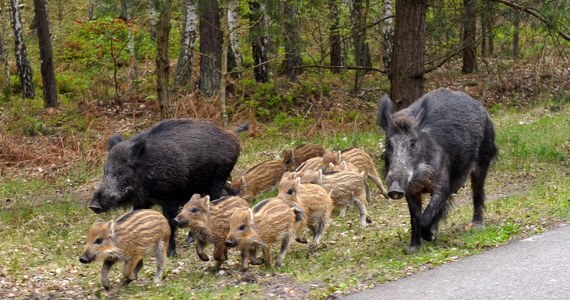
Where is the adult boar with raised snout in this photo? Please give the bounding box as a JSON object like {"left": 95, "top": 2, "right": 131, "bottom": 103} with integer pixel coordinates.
{"left": 378, "top": 88, "right": 497, "bottom": 253}
{"left": 89, "top": 119, "right": 248, "bottom": 256}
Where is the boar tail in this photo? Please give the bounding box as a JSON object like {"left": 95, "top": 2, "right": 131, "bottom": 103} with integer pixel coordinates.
{"left": 293, "top": 206, "right": 305, "bottom": 224}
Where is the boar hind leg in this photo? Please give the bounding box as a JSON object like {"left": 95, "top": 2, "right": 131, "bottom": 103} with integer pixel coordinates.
{"left": 471, "top": 160, "right": 491, "bottom": 227}
{"left": 353, "top": 197, "right": 369, "bottom": 227}
{"left": 309, "top": 219, "right": 328, "bottom": 251}
{"left": 213, "top": 243, "right": 228, "bottom": 270}
{"left": 154, "top": 241, "right": 167, "bottom": 284}
{"left": 262, "top": 247, "right": 272, "bottom": 268}
{"left": 405, "top": 194, "right": 423, "bottom": 254}
{"left": 101, "top": 260, "right": 116, "bottom": 290}
{"left": 275, "top": 233, "right": 293, "bottom": 267}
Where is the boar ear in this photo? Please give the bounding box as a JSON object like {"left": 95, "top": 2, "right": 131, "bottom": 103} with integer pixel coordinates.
{"left": 414, "top": 102, "right": 428, "bottom": 128}
{"left": 131, "top": 139, "right": 146, "bottom": 157}
{"left": 294, "top": 177, "right": 301, "bottom": 185}
{"left": 248, "top": 208, "right": 254, "bottom": 220}
{"left": 108, "top": 134, "right": 123, "bottom": 151}
{"left": 378, "top": 95, "right": 394, "bottom": 133}
{"left": 203, "top": 196, "right": 211, "bottom": 212}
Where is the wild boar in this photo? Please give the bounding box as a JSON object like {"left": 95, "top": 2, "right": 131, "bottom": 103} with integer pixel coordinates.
{"left": 293, "top": 156, "right": 324, "bottom": 178}
{"left": 89, "top": 119, "right": 248, "bottom": 256}
{"left": 378, "top": 88, "right": 497, "bottom": 253}
{"left": 339, "top": 148, "right": 389, "bottom": 199}
{"left": 230, "top": 159, "right": 286, "bottom": 200}
{"left": 301, "top": 169, "right": 370, "bottom": 227}
{"left": 281, "top": 143, "right": 325, "bottom": 171}
{"left": 277, "top": 177, "right": 333, "bottom": 250}
{"left": 79, "top": 209, "right": 170, "bottom": 290}
{"left": 173, "top": 194, "right": 249, "bottom": 270}
{"left": 225, "top": 198, "right": 304, "bottom": 268}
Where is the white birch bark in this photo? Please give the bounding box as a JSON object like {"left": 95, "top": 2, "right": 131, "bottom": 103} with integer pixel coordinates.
{"left": 149, "top": 0, "right": 158, "bottom": 41}
{"left": 227, "top": 0, "right": 242, "bottom": 72}
{"left": 381, "top": 0, "right": 394, "bottom": 78}
{"left": 9, "top": 0, "right": 35, "bottom": 98}
{"left": 1, "top": 0, "right": 10, "bottom": 98}
{"left": 174, "top": 0, "right": 197, "bottom": 87}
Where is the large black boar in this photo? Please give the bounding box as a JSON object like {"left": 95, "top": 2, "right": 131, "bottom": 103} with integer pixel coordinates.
{"left": 378, "top": 88, "right": 497, "bottom": 253}
{"left": 89, "top": 119, "right": 247, "bottom": 256}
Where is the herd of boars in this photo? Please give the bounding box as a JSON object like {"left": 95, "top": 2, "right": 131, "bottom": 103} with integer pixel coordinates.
{"left": 80, "top": 88, "right": 497, "bottom": 290}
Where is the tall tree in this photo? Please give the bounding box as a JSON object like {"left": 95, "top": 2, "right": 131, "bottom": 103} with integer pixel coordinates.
{"left": 1, "top": 0, "right": 10, "bottom": 99}
{"left": 282, "top": 0, "right": 301, "bottom": 82}
{"left": 328, "top": 0, "right": 342, "bottom": 72}
{"left": 156, "top": 0, "right": 173, "bottom": 119}
{"left": 174, "top": 0, "right": 197, "bottom": 88}
{"left": 248, "top": 1, "right": 269, "bottom": 83}
{"left": 391, "top": 0, "right": 427, "bottom": 110}
{"left": 220, "top": 0, "right": 230, "bottom": 127}
{"left": 480, "top": 1, "right": 495, "bottom": 57}
{"left": 33, "top": 0, "right": 57, "bottom": 107}
{"left": 227, "top": 0, "right": 242, "bottom": 74}
{"left": 381, "top": 0, "right": 394, "bottom": 79}
{"left": 350, "top": 0, "right": 372, "bottom": 91}
{"left": 120, "top": 0, "right": 138, "bottom": 81}
{"left": 462, "top": 0, "right": 477, "bottom": 74}
{"left": 149, "top": 0, "right": 158, "bottom": 41}
{"left": 199, "top": 0, "right": 221, "bottom": 97}
{"left": 9, "top": 0, "right": 35, "bottom": 99}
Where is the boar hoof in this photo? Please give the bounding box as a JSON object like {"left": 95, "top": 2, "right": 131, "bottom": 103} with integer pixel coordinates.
{"left": 405, "top": 245, "right": 419, "bottom": 254}
{"left": 185, "top": 234, "right": 195, "bottom": 245}
{"left": 198, "top": 254, "right": 210, "bottom": 262}
{"left": 295, "top": 237, "right": 308, "bottom": 244}
{"left": 122, "top": 279, "right": 133, "bottom": 286}
{"left": 250, "top": 257, "right": 264, "bottom": 265}
{"left": 366, "top": 216, "right": 372, "bottom": 224}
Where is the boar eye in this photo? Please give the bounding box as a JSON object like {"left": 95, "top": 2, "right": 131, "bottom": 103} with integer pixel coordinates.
{"left": 284, "top": 159, "right": 291, "bottom": 164}
{"left": 191, "top": 207, "right": 200, "bottom": 213}
{"left": 238, "top": 224, "right": 246, "bottom": 231}
{"left": 286, "top": 188, "right": 294, "bottom": 195}
{"left": 94, "top": 238, "right": 104, "bottom": 245}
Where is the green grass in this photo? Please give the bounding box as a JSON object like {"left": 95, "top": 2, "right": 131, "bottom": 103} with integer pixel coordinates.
{"left": 0, "top": 104, "right": 569, "bottom": 298}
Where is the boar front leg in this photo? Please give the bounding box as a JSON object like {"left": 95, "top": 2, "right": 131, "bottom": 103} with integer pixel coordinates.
{"left": 101, "top": 259, "right": 116, "bottom": 290}
{"left": 196, "top": 239, "right": 209, "bottom": 261}
{"left": 122, "top": 258, "right": 143, "bottom": 285}
{"left": 213, "top": 243, "right": 227, "bottom": 270}
{"left": 352, "top": 197, "right": 369, "bottom": 227}
{"left": 405, "top": 193, "right": 423, "bottom": 254}
{"left": 275, "top": 233, "right": 293, "bottom": 267}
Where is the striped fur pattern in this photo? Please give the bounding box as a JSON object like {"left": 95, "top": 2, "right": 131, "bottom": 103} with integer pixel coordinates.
{"left": 293, "top": 156, "right": 324, "bottom": 178}
{"left": 174, "top": 194, "right": 248, "bottom": 269}
{"left": 340, "top": 148, "right": 389, "bottom": 199}
{"left": 225, "top": 198, "right": 304, "bottom": 268}
{"left": 230, "top": 159, "right": 286, "bottom": 200}
{"left": 79, "top": 209, "right": 170, "bottom": 290}
{"left": 301, "top": 169, "right": 370, "bottom": 227}
{"left": 277, "top": 177, "right": 333, "bottom": 251}
{"left": 282, "top": 143, "right": 325, "bottom": 171}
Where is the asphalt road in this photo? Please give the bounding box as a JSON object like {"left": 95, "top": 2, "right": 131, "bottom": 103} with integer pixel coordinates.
{"left": 343, "top": 224, "right": 570, "bottom": 300}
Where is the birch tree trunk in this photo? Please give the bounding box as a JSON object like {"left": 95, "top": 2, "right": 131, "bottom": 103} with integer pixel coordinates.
{"left": 220, "top": 0, "right": 229, "bottom": 127}
{"left": 199, "top": 0, "right": 221, "bottom": 97}
{"left": 381, "top": 0, "right": 394, "bottom": 79}
{"left": 156, "top": 0, "right": 173, "bottom": 119}
{"left": 248, "top": 1, "right": 269, "bottom": 83}
{"left": 174, "top": 0, "right": 197, "bottom": 88}
{"left": 149, "top": 0, "right": 158, "bottom": 41}
{"left": 1, "top": 0, "right": 10, "bottom": 99}
{"left": 227, "top": 0, "right": 242, "bottom": 74}
{"left": 34, "top": 0, "right": 57, "bottom": 107}
{"left": 9, "top": 0, "right": 35, "bottom": 99}
{"left": 120, "top": 0, "right": 138, "bottom": 82}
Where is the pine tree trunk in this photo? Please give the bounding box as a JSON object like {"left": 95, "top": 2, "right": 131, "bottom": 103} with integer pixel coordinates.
{"left": 34, "top": 0, "right": 57, "bottom": 107}
{"left": 381, "top": 0, "right": 394, "bottom": 79}
{"left": 248, "top": 1, "right": 269, "bottom": 83}
{"left": 328, "top": 0, "right": 342, "bottom": 72}
{"left": 390, "top": 0, "right": 427, "bottom": 110}
{"left": 156, "top": 0, "right": 173, "bottom": 119}
{"left": 1, "top": 0, "right": 10, "bottom": 99}
{"left": 199, "top": 0, "right": 221, "bottom": 97}
{"left": 9, "top": 0, "right": 35, "bottom": 99}
{"left": 174, "top": 0, "right": 197, "bottom": 88}
{"left": 350, "top": 0, "right": 370, "bottom": 92}
{"left": 512, "top": 11, "right": 520, "bottom": 58}
{"left": 282, "top": 1, "right": 301, "bottom": 83}
{"left": 462, "top": 0, "right": 477, "bottom": 74}
{"left": 87, "top": 0, "right": 96, "bottom": 20}
{"left": 227, "top": 0, "right": 242, "bottom": 74}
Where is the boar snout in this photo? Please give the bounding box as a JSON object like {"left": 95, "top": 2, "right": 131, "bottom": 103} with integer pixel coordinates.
{"left": 89, "top": 204, "right": 103, "bottom": 214}
{"left": 173, "top": 217, "right": 188, "bottom": 228}
{"left": 387, "top": 181, "right": 405, "bottom": 199}
{"left": 225, "top": 239, "right": 237, "bottom": 248}
{"left": 79, "top": 253, "right": 94, "bottom": 264}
